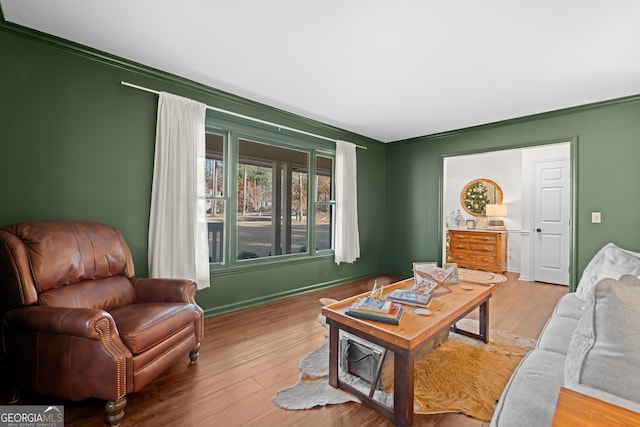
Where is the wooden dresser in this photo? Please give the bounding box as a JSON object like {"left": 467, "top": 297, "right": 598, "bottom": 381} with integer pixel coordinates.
{"left": 448, "top": 229, "right": 507, "bottom": 273}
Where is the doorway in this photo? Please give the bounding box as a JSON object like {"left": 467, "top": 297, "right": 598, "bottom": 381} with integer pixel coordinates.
{"left": 442, "top": 142, "right": 572, "bottom": 285}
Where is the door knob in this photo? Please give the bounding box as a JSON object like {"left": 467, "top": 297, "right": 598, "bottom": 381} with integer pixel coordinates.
{"left": 536, "top": 228, "right": 542, "bottom": 232}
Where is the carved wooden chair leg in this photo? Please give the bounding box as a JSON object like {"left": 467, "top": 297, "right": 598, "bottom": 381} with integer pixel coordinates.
{"left": 189, "top": 343, "right": 201, "bottom": 364}
{"left": 105, "top": 396, "right": 127, "bottom": 427}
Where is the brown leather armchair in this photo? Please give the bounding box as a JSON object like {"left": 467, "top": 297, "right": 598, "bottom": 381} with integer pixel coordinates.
{"left": 0, "top": 220, "right": 204, "bottom": 426}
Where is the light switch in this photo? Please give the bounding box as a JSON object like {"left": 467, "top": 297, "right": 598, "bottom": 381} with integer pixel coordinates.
{"left": 592, "top": 212, "right": 601, "bottom": 223}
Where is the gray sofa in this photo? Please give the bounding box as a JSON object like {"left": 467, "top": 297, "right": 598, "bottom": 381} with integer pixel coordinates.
{"left": 491, "top": 243, "right": 640, "bottom": 426}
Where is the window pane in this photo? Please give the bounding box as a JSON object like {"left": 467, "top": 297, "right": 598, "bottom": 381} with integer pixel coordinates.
{"left": 237, "top": 139, "right": 308, "bottom": 259}
{"left": 205, "top": 133, "right": 224, "bottom": 197}
{"left": 207, "top": 200, "right": 225, "bottom": 263}
{"left": 206, "top": 133, "right": 224, "bottom": 264}
{"left": 315, "top": 155, "right": 333, "bottom": 251}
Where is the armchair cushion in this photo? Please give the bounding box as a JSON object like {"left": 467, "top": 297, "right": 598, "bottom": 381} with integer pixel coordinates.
{"left": 39, "top": 276, "right": 136, "bottom": 311}
{"left": 2, "top": 220, "right": 134, "bottom": 294}
{"left": 111, "top": 303, "right": 199, "bottom": 354}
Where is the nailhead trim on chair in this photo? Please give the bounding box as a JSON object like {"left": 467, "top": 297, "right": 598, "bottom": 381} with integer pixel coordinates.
{"left": 95, "top": 318, "right": 127, "bottom": 400}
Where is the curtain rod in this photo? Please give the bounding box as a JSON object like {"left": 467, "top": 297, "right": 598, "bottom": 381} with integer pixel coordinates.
{"left": 121, "top": 81, "right": 366, "bottom": 149}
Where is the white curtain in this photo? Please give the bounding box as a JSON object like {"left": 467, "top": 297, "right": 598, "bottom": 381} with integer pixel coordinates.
{"left": 334, "top": 140, "right": 360, "bottom": 264}
{"left": 148, "top": 92, "right": 210, "bottom": 289}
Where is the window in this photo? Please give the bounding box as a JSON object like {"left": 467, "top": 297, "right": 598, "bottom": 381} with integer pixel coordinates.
{"left": 315, "top": 155, "right": 333, "bottom": 251}
{"left": 205, "top": 124, "right": 335, "bottom": 267}
{"left": 205, "top": 133, "right": 225, "bottom": 263}
{"left": 237, "top": 139, "right": 309, "bottom": 260}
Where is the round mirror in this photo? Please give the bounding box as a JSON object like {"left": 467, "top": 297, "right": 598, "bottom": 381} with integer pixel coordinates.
{"left": 460, "top": 178, "right": 503, "bottom": 216}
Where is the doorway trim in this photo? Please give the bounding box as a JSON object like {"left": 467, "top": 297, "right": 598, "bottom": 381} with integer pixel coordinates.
{"left": 438, "top": 136, "right": 578, "bottom": 290}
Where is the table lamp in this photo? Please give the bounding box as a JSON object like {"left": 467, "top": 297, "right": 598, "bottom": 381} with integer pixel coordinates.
{"left": 485, "top": 204, "right": 508, "bottom": 229}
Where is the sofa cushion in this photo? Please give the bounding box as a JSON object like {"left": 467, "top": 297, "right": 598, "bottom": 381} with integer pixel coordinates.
{"left": 565, "top": 275, "right": 640, "bottom": 404}
{"left": 535, "top": 294, "right": 582, "bottom": 355}
{"left": 111, "top": 303, "right": 198, "bottom": 354}
{"left": 552, "top": 293, "right": 584, "bottom": 320}
{"left": 575, "top": 243, "right": 640, "bottom": 301}
{"left": 491, "top": 349, "right": 566, "bottom": 427}
{"left": 536, "top": 314, "right": 579, "bottom": 355}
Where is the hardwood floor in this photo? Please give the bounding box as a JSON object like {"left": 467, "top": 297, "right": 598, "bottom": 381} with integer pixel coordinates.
{"left": 1, "top": 273, "right": 567, "bottom": 426}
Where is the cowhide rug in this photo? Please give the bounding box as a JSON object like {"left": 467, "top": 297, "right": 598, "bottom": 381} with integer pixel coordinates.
{"left": 272, "top": 318, "right": 534, "bottom": 421}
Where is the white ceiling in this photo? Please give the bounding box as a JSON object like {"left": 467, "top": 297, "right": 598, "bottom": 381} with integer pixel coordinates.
{"left": 3, "top": 1, "right": 640, "bottom": 143}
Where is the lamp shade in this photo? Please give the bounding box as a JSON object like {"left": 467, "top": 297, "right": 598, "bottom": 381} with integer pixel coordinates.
{"left": 485, "top": 204, "right": 508, "bottom": 217}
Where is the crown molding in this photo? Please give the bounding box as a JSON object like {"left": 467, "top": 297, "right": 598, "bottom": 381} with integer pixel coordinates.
{"left": 393, "top": 94, "right": 640, "bottom": 144}
{"left": 5, "top": 5, "right": 637, "bottom": 147}
{"left": 0, "top": 10, "right": 375, "bottom": 146}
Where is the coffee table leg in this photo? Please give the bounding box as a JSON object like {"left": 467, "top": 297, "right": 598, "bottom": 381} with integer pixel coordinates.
{"left": 394, "top": 351, "right": 414, "bottom": 427}
{"left": 328, "top": 323, "right": 339, "bottom": 388}
{"left": 479, "top": 299, "right": 490, "bottom": 343}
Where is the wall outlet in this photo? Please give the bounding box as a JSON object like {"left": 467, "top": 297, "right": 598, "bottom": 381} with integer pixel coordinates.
{"left": 592, "top": 212, "right": 602, "bottom": 223}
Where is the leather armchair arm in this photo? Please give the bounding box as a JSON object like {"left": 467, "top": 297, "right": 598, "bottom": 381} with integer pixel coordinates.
{"left": 130, "top": 278, "right": 198, "bottom": 304}
{"left": 4, "top": 306, "right": 117, "bottom": 339}
{"left": 4, "top": 305, "right": 132, "bottom": 403}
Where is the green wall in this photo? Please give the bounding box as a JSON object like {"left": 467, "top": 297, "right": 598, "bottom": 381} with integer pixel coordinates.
{"left": 3, "top": 16, "right": 640, "bottom": 313}
{"left": 384, "top": 98, "right": 640, "bottom": 288}
{"left": 0, "top": 23, "right": 384, "bottom": 316}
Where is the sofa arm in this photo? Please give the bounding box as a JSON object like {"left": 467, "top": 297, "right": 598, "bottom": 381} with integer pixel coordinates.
{"left": 4, "top": 306, "right": 118, "bottom": 340}
{"left": 131, "top": 277, "right": 198, "bottom": 304}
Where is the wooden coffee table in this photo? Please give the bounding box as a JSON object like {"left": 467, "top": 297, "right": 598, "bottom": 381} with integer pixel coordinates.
{"left": 321, "top": 278, "right": 495, "bottom": 427}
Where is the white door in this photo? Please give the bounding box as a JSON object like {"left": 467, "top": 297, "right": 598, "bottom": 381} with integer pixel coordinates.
{"left": 533, "top": 159, "right": 570, "bottom": 285}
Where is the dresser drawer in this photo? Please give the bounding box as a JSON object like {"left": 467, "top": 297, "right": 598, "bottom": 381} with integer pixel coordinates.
{"left": 451, "top": 242, "right": 497, "bottom": 253}
{"left": 451, "top": 253, "right": 497, "bottom": 265}
{"left": 451, "top": 241, "right": 470, "bottom": 251}
{"left": 450, "top": 232, "right": 498, "bottom": 244}
{"left": 470, "top": 243, "right": 496, "bottom": 252}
